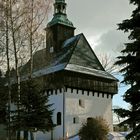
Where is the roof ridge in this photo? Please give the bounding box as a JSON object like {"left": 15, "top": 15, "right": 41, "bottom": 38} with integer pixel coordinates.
{"left": 63, "top": 34, "right": 81, "bottom": 69}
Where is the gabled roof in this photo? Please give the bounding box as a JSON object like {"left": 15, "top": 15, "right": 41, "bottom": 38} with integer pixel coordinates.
{"left": 20, "top": 34, "right": 80, "bottom": 79}
{"left": 20, "top": 34, "right": 117, "bottom": 81}
{"left": 67, "top": 34, "right": 104, "bottom": 71}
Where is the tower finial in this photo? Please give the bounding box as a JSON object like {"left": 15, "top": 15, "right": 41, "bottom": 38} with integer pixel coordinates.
{"left": 54, "top": 0, "right": 67, "bottom": 15}
{"left": 55, "top": 0, "right": 65, "bottom": 2}
{"left": 48, "top": 0, "right": 74, "bottom": 28}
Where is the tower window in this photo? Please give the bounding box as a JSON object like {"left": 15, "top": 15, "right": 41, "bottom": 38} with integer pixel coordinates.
{"left": 63, "top": 5, "right": 65, "bottom": 10}
{"left": 73, "top": 117, "right": 79, "bottom": 124}
{"left": 57, "top": 112, "right": 61, "bottom": 125}
{"left": 73, "top": 118, "right": 76, "bottom": 124}
{"left": 57, "top": 5, "right": 61, "bottom": 13}
{"left": 79, "top": 99, "right": 85, "bottom": 108}
{"left": 50, "top": 46, "right": 54, "bottom": 53}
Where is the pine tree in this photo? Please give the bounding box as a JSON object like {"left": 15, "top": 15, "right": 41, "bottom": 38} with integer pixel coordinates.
{"left": 115, "top": 0, "right": 140, "bottom": 139}
{"left": 0, "top": 70, "right": 7, "bottom": 124}
{"left": 11, "top": 80, "right": 54, "bottom": 140}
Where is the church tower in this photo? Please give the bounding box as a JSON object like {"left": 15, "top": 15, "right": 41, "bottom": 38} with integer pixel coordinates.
{"left": 46, "top": 0, "right": 75, "bottom": 53}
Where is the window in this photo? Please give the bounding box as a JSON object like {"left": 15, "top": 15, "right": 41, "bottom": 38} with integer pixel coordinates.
{"left": 50, "top": 46, "right": 54, "bottom": 53}
{"left": 87, "top": 117, "right": 92, "bottom": 123}
{"left": 57, "top": 112, "right": 61, "bottom": 125}
{"left": 87, "top": 91, "right": 89, "bottom": 96}
{"left": 73, "top": 118, "right": 76, "bottom": 124}
{"left": 73, "top": 117, "right": 79, "bottom": 124}
{"left": 79, "top": 99, "right": 85, "bottom": 108}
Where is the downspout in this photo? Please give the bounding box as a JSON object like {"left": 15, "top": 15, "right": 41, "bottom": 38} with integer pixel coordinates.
{"left": 63, "top": 87, "right": 66, "bottom": 139}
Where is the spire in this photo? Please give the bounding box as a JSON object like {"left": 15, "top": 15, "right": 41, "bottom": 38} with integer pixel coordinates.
{"left": 48, "top": 0, "right": 74, "bottom": 28}
{"left": 54, "top": 0, "right": 66, "bottom": 15}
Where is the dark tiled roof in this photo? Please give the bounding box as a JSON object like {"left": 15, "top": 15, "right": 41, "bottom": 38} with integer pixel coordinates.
{"left": 19, "top": 34, "right": 80, "bottom": 79}
{"left": 20, "top": 34, "right": 117, "bottom": 81}
{"left": 65, "top": 64, "right": 116, "bottom": 81}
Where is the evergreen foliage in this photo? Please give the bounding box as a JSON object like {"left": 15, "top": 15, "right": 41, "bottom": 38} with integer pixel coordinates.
{"left": 0, "top": 70, "right": 7, "bottom": 124}
{"left": 11, "top": 80, "right": 54, "bottom": 140}
{"left": 79, "top": 117, "right": 109, "bottom": 140}
{"left": 114, "top": 0, "right": 140, "bottom": 139}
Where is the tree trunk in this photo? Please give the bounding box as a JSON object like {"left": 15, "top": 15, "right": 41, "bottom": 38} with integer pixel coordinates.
{"left": 29, "top": 0, "right": 34, "bottom": 79}
{"left": 24, "top": 131, "right": 28, "bottom": 140}
{"left": 30, "top": 131, "right": 34, "bottom": 140}
{"left": 9, "top": 0, "right": 21, "bottom": 139}
{"left": 9, "top": 0, "right": 21, "bottom": 101}
{"left": 5, "top": 0, "right": 11, "bottom": 140}
{"left": 51, "top": 130, "right": 53, "bottom": 140}
{"left": 132, "top": 104, "right": 136, "bottom": 130}
{"left": 17, "top": 131, "right": 20, "bottom": 140}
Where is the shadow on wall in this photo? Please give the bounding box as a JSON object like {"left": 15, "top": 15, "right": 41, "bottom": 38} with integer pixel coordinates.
{"left": 107, "top": 132, "right": 128, "bottom": 140}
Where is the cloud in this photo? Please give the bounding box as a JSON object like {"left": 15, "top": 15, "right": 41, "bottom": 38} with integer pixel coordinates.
{"left": 67, "top": 0, "right": 134, "bottom": 36}
{"left": 65, "top": 0, "right": 134, "bottom": 59}
{"left": 93, "top": 29, "right": 128, "bottom": 56}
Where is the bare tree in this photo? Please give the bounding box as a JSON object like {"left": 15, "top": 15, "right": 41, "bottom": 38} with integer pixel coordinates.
{"left": 20, "top": 1, "right": 52, "bottom": 139}
{"left": 113, "top": 105, "right": 121, "bottom": 124}
{"left": 4, "top": 0, "right": 11, "bottom": 139}
{"left": 98, "top": 53, "right": 120, "bottom": 74}
{"left": 21, "top": 0, "right": 52, "bottom": 77}
{"left": 9, "top": 0, "right": 23, "bottom": 139}
{"left": 0, "top": 1, "right": 7, "bottom": 69}
{"left": 0, "top": 0, "right": 53, "bottom": 139}
{"left": 21, "top": 1, "right": 52, "bottom": 139}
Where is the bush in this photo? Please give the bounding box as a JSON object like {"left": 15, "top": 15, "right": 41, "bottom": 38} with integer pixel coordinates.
{"left": 79, "top": 117, "right": 109, "bottom": 140}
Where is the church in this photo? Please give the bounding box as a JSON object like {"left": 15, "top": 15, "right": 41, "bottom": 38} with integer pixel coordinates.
{"left": 21, "top": 0, "right": 118, "bottom": 139}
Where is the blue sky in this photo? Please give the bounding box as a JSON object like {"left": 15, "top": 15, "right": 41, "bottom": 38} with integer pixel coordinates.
{"left": 113, "top": 74, "right": 129, "bottom": 109}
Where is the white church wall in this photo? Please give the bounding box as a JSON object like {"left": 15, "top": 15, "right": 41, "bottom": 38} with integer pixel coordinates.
{"left": 65, "top": 88, "right": 113, "bottom": 138}
{"left": 35, "top": 88, "right": 113, "bottom": 140}
{"left": 36, "top": 89, "right": 64, "bottom": 140}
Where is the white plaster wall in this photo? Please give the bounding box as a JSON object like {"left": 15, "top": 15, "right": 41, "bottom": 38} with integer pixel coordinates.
{"left": 36, "top": 89, "right": 64, "bottom": 140}
{"left": 35, "top": 88, "right": 113, "bottom": 140}
{"left": 65, "top": 88, "right": 113, "bottom": 138}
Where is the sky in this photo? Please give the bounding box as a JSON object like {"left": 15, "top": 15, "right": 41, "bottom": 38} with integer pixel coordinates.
{"left": 64, "top": 0, "right": 135, "bottom": 108}
{"left": 66, "top": 0, "right": 134, "bottom": 54}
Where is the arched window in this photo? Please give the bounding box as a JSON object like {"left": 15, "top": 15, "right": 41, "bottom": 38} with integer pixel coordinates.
{"left": 79, "top": 99, "right": 85, "bottom": 108}
{"left": 73, "top": 116, "right": 79, "bottom": 124}
{"left": 57, "top": 112, "right": 61, "bottom": 125}
{"left": 87, "top": 117, "right": 92, "bottom": 123}
{"left": 73, "top": 117, "right": 76, "bottom": 124}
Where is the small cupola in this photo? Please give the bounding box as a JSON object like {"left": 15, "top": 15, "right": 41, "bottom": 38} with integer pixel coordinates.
{"left": 48, "top": 0, "right": 74, "bottom": 28}
{"left": 54, "top": 0, "right": 66, "bottom": 15}
{"left": 46, "top": 0, "right": 75, "bottom": 53}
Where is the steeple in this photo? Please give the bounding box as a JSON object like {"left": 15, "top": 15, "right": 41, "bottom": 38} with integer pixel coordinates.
{"left": 54, "top": 0, "right": 66, "bottom": 15}
{"left": 48, "top": 0, "right": 74, "bottom": 28}
{"left": 46, "top": 0, "right": 75, "bottom": 53}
